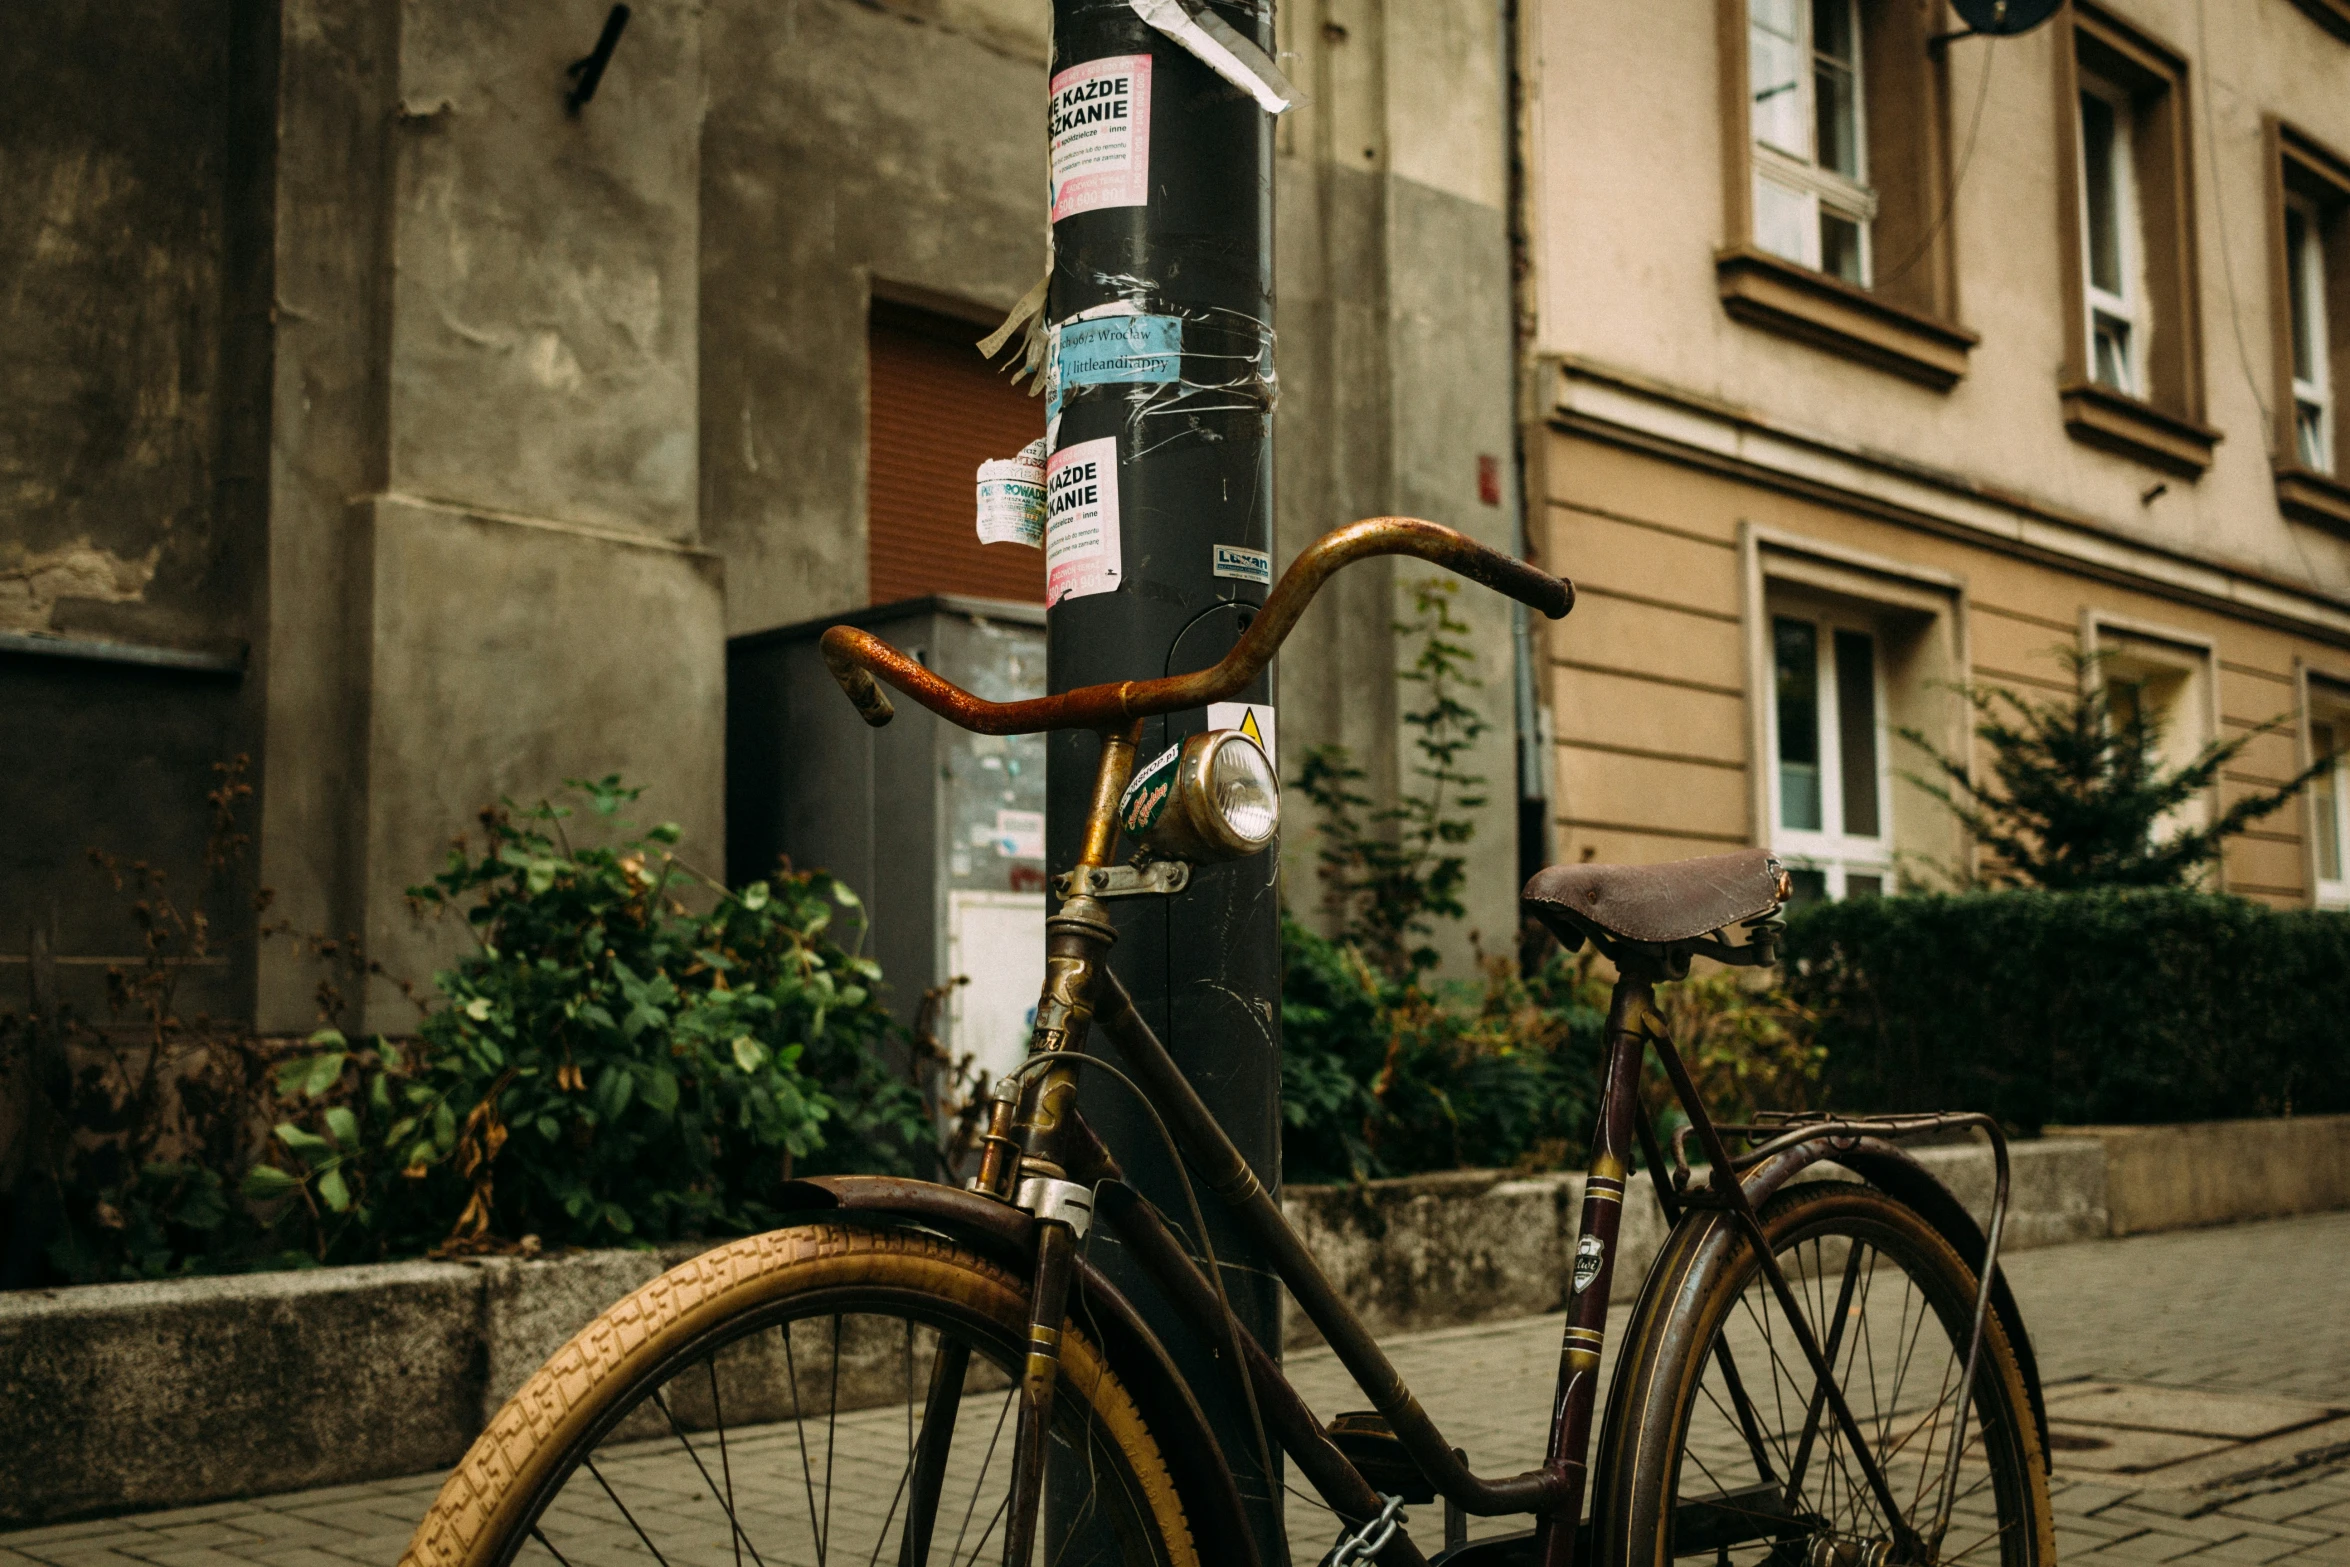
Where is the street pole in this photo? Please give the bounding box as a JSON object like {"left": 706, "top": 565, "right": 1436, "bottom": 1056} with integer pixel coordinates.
{"left": 1041, "top": 0, "right": 1285, "bottom": 1559}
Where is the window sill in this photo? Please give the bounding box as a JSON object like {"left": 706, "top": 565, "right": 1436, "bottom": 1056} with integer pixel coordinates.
{"left": 1715, "top": 247, "right": 1978, "bottom": 392}
{"left": 2288, "top": 0, "right": 2350, "bottom": 44}
{"left": 2058, "top": 381, "right": 2221, "bottom": 478}
{"left": 2276, "top": 462, "right": 2350, "bottom": 535}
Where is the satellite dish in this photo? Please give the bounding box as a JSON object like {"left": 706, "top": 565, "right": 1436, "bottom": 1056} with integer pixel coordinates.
{"left": 1949, "top": 0, "right": 2063, "bottom": 33}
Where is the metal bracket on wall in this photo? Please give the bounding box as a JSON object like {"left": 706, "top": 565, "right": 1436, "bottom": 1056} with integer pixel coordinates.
{"left": 1054, "top": 862, "right": 1191, "bottom": 900}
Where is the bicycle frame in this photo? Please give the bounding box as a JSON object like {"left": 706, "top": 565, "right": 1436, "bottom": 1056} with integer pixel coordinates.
{"left": 812, "top": 517, "right": 2024, "bottom": 1567}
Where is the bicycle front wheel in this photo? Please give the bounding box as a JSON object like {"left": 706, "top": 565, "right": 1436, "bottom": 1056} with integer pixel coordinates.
{"left": 399, "top": 1224, "right": 1198, "bottom": 1567}
{"left": 1598, "top": 1182, "right": 2052, "bottom": 1566}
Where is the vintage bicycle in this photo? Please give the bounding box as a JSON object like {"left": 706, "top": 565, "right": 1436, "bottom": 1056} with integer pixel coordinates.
{"left": 398, "top": 518, "right": 2052, "bottom": 1567}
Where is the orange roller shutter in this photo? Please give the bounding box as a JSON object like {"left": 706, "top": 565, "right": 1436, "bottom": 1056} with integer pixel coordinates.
{"left": 867, "top": 300, "right": 1048, "bottom": 605}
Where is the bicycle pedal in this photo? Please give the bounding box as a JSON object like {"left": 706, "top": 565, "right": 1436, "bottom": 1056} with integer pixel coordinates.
{"left": 1323, "top": 1411, "right": 1440, "bottom": 1505}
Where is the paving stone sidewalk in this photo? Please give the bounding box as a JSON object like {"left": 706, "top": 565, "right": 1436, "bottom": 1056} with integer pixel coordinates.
{"left": 6, "top": 1212, "right": 2346, "bottom": 1567}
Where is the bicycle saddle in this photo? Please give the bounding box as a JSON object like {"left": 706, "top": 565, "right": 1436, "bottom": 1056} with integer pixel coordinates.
{"left": 1523, "top": 848, "right": 1789, "bottom": 950}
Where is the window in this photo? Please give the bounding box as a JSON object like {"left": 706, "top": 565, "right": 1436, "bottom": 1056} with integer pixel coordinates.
{"left": 1770, "top": 610, "right": 1891, "bottom": 899}
{"left": 1714, "top": 0, "right": 1977, "bottom": 389}
{"left": 2091, "top": 622, "right": 2218, "bottom": 852}
{"left": 2270, "top": 120, "right": 2350, "bottom": 530}
{"left": 2079, "top": 79, "right": 2143, "bottom": 397}
{"left": 2313, "top": 714, "right": 2349, "bottom": 907}
{"left": 2054, "top": 9, "right": 2216, "bottom": 476}
{"left": 868, "top": 298, "right": 1046, "bottom": 606}
{"left": 1749, "top": 0, "right": 1874, "bottom": 285}
{"left": 2287, "top": 199, "right": 2333, "bottom": 471}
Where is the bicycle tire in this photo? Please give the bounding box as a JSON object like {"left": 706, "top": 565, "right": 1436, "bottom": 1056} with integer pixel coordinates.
{"left": 398, "top": 1222, "right": 1199, "bottom": 1567}
{"left": 1597, "top": 1182, "right": 2052, "bottom": 1566}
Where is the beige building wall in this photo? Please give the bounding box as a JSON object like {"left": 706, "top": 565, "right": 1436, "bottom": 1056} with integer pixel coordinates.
{"left": 1524, "top": 0, "right": 2350, "bottom": 906}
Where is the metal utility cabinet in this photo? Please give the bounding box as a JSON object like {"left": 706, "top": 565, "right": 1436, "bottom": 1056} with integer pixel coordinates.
{"left": 727, "top": 597, "right": 1048, "bottom": 1087}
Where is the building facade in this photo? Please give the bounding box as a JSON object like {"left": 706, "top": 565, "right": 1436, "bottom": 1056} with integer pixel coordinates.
{"left": 1524, "top": 0, "right": 2350, "bottom": 906}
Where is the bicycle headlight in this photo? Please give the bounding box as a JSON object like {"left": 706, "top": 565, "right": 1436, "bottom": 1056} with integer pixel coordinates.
{"left": 1118, "top": 730, "right": 1280, "bottom": 862}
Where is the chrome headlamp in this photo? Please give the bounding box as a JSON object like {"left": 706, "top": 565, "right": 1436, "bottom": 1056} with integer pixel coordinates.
{"left": 1117, "top": 730, "right": 1280, "bottom": 862}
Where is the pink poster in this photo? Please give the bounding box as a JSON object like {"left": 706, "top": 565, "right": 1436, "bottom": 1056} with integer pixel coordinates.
{"left": 1050, "top": 55, "right": 1152, "bottom": 221}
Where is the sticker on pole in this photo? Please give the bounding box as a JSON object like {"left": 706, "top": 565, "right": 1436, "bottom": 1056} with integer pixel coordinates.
{"left": 975, "top": 438, "right": 1047, "bottom": 546}
{"left": 1211, "top": 544, "right": 1271, "bottom": 585}
{"left": 1044, "top": 436, "right": 1123, "bottom": 603}
{"left": 1206, "top": 701, "right": 1276, "bottom": 767}
{"left": 1050, "top": 55, "right": 1152, "bottom": 220}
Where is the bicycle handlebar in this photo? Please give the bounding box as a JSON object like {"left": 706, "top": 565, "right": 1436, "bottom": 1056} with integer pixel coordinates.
{"left": 820, "top": 516, "right": 1572, "bottom": 735}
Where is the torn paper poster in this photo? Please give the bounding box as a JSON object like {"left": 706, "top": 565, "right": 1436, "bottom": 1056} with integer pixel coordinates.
{"left": 993, "top": 808, "right": 1046, "bottom": 861}
{"left": 1046, "top": 308, "right": 1183, "bottom": 428}
{"left": 1044, "top": 436, "right": 1123, "bottom": 603}
{"left": 1207, "top": 701, "right": 1276, "bottom": 767}
{"left": 1211, "top": 543, "right": 1271, "bottom": 585}
{"left": 1129, "top": 0, "right": 1296, "bottom": 115}
{"left": 1051, "top": 55, "right": 1152, "bottom": 220}
{"left": 976, "top": 438, "right": 1047, "bottom": 546}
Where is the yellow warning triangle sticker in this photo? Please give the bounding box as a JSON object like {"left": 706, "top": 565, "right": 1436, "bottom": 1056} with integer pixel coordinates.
{"left": 1237, "top": 709, "right": 1267, "bottom": 751}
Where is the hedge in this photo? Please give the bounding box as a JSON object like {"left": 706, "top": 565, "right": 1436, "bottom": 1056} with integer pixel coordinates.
{"left": 1781, "top": 890, "right": 2350, "bottom": 1132}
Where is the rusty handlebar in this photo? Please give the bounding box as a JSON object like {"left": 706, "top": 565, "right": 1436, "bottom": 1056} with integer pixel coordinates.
{"left": 820, "top": 518, "right": 1570, "bottom": 736}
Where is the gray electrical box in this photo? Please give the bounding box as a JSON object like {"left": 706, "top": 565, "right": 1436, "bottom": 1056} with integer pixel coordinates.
{"left": 727, "top": 597, "right": 1048, "bottom": 1086}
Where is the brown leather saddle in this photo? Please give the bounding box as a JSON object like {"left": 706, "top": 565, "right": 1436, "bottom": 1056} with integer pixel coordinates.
{"left": 1523, "top": 847, "right": 1790, "bottom": 966}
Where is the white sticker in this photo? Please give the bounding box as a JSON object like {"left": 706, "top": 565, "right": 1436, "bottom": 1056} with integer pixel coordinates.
{"left": 993, "top": 809, "right": 1046, "bottom": 861}
{"left": 1206, "top": 701, "right": 1276, "bottom": 767}
{"left": 1045, "top": 436, "right": 1123, "bottom": 603}
{"left": 1212, "top": 544, "right": 1271, "bottom": 584}
{"left": 976, "top": 438, "right": 1047, "bottom": 546}
{"left": 1050, "top": 55, "right": 1152, "bottom": 220}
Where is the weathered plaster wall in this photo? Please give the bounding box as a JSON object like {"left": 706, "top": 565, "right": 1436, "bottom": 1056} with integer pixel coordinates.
{"left": 1273, "top": 0, "right": 1526, "bottom": 963}
{"left": 699, "top": 0, "right": 1050, "bottom": 637}
{"left": 0, "top": 1, "right": 272, "bottom": 1017}
{"left": 260, "top": 0, "right": 725, "bottom": 1030}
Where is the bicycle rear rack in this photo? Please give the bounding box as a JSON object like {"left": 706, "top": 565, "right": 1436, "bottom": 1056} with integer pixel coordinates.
{"left": 1666, "top": 1109, "right": 2014, "bottom": 1557}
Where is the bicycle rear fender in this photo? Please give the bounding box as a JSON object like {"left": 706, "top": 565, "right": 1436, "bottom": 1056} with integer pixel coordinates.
{"left": 1727, "top": 1136, "right": 2052, "bottom": 1465}
{"left": 774, "top": 1175, "right": 1261, "bottom": 1567}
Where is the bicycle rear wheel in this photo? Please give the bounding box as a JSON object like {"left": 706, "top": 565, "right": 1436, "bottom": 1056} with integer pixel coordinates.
{"left": 399, "top": 1224, "right": 1197, "bottom": 1567}
{"left": 1597, "top": 1183, "right": 2051, "bottom": 1566}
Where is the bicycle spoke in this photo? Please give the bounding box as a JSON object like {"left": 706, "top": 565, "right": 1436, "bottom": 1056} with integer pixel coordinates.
{"left": 529, "top": 1525, "right": 578, "bottom": 1567}
{"left": 706, "top": 1358, "right": 747, "bottom": 1567}
{"left": 585, "top": 1456, "right": 677, "bottom": 1567}
{"left": 785, "top": 1325, "right": 827, "bottom": 1567}
{"left": 650, "top": 1388, "right": 771, "bottom": 1567}
{"left": 951, "top": 1387, "right": 1019, "bottom": 1566}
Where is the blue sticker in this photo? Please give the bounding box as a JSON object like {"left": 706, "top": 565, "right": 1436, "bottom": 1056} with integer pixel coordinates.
{"left": 1050, "top": 313, "right": 1183, "bottom": 430}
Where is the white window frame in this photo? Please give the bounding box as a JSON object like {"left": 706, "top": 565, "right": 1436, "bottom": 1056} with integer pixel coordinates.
{"left": 1767, "top": 606, "right": 1895, "bottom": 899}
{"left": 2078, "top": 74, "right": 2145, "bottom": 399}
{"left": 2310, "top": 693, "right": 2350, "bottom": 909}
{"left": 2287, "top": 194, "right": 2335, "bottom": 474}
{"left": 1749, "top": 0, "right": 1878, "bottom": 285}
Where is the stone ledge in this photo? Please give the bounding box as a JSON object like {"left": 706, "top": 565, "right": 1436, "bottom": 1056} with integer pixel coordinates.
{"left": 4, "top": 1116, "right": 2341, "bottom": 1524}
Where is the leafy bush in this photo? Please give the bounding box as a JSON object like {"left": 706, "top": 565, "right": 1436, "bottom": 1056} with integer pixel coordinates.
{"left": 4, "top": 774, "right": 933, "bottom": 1285}
{"left": 1784, "top": 889, "right": 2350, "bottom": 1131}
{"left": 252, "top": 780, "right": 930, "bottom": 1258}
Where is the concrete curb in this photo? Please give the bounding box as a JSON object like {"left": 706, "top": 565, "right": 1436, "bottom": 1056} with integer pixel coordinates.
{"left": 1, "top": 1116, "right": 2339, "bottom": 1524}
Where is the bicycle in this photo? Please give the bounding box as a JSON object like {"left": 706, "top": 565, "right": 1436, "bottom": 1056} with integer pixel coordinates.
{"left": 397, "top": 517, "right": 2052, "bottom": 1567}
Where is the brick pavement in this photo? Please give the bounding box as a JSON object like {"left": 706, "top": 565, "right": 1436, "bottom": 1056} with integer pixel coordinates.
{"left": 5, "top": 1211, "right": 2346, "bottom": 1567}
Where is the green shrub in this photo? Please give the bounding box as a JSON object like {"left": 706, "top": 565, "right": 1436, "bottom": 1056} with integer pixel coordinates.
{"left": 1783, "top": 889, "right": 2350, "bottom": 1131}
{"left": 251, "top": 780, "right": 930, "bottom": 1258}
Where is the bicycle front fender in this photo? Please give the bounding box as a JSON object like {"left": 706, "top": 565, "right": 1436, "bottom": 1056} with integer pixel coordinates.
{"left": 1726, "top": 1136, "right": 2052, "bottom": 1466}
{"left": 773, "top": 1175, "right": 1262, "bottom": 1567}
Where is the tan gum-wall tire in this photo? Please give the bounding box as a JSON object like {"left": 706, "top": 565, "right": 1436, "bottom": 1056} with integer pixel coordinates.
{"left": 398, "top": 1223, "right": 1198, "bottom": 1567}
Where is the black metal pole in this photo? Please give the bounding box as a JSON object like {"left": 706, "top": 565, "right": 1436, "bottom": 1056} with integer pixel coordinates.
{"left": 1042, "top": 1, "right": 1284, "bottom": 1560}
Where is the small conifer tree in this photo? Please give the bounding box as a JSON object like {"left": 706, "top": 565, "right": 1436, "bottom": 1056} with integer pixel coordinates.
{"left": 1902, "top": 647, "right": 2336, "bottom": 889}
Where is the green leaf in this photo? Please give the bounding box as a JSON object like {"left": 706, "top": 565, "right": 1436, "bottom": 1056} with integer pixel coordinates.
{"left": 642, "top": 1068, "right": 680, "bottom": 1114}
{"left": 740, "top": 882, "right": 770, "bottom": 911}
{"left": 303, "top": 1052, "right": 347, "bottom": 1099}
{"left": 830, "top": 879, "right": 862, "bottom": 907}
{"left": 317, "top": 1167, "right": 352, "bottom": 1213}
{"left": 433, "top": 1099, "right": 457, "bottom": 1150}
{"left": 324, "top": 1106, "right": 360, "bottom": 1149}
{"left": 275, "top": 1123, "right": 333, "bottom": 1157}
{"left": 600, "top": 1202, "right": 636, "bottom": 1234}
{"left": 308, "top": 1027, "right": 348, "bottom": 1048}
{"left": 594, "top": 1065, "right": 635, "bottom": 1120}
{"left": 465, "top": 996, "right": 494, "bottom": 1021}
{"left": 730, "top": 1035, "right": 769, "bottom": 1074}
{"left": 241, "top": 1164, "right": 303, "bottom": 1199}
{"left": 368, "top": 1074, "right": 394, "bottom": 1115}
{"left": 376, "top": 1039, "right": 404, "bottom": 1072}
